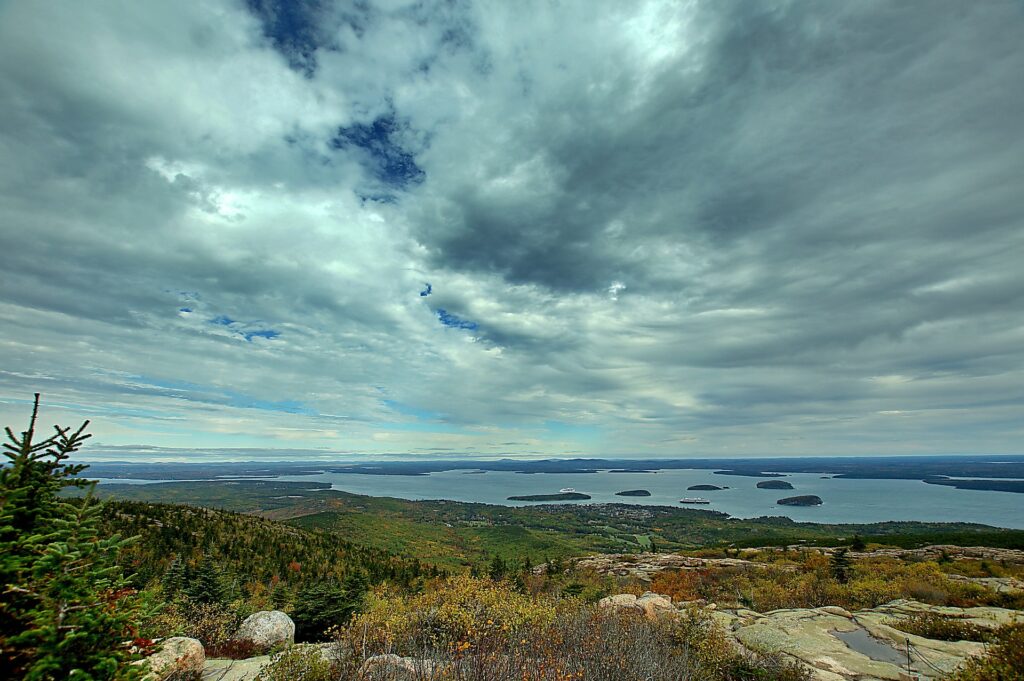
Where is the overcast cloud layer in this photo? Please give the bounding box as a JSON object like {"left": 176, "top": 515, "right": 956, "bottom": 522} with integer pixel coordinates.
{"left": 2, "top": 0, "right": 1023, "bottom": 460}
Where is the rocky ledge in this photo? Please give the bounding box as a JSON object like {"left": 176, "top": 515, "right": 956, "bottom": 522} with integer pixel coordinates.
{"left": 559, "top": 552, "right": 783, "bottom": 580}
{"left": 598, "top": 594, "right": 1020, "bottom": 681}
{"left": 718, "top": 598, "right": 1020, "bottom": 680}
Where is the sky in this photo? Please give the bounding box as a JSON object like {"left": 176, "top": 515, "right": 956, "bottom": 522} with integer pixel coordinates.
{"left": 1, "top": 1, "right": 1023, "bottom": 461}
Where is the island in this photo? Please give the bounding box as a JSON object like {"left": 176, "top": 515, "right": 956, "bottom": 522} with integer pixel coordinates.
{"left": 615, "top": 489, "right": 652, "bottom": 497}
{"left": 757, "top": 480, "right": 795, "bottom": 490}
{"left": 776, "top": 495, "right": 823, "bottom": 506}
{"left": 507, "top": 492, "right": 592, "bottom": 501}
{"left": 687, "top": 484, "right": 725, "bottom": 491}
{"left": 923, "top": 478, "right": 1024, "bottom": 494}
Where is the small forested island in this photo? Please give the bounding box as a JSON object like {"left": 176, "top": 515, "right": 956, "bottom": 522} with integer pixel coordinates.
{"left": 757, "top": 480, "right": 795, "bottom": 490}
{"left": 507, "top": 492, "right": 592, "bottom": 501}
{"left": 615, "top": 489, "right": 652, "bottom": 497}
{"left": 687, "top": 484, "right": 725, "bottom": 491}
{"left": 777, "top": 495, "right": 823, "bottom": 506}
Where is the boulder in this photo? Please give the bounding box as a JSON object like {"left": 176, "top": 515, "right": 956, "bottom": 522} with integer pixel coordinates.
{"left": 598, "top": 593, "right": 638, "bottom": 610}
{"left": 636, "top": 592, "right": 674, "bottom": 618}
{"left": 597, "top": 592, "right": 674, "bottom": 619}
{"left": 142, "top": 636, "right": 204, "bottom": 680}
{"left": 233, "top": 610, "right": 294, "bottom": 648}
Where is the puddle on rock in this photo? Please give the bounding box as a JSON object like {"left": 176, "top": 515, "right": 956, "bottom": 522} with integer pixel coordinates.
{"left": 832, "top": 627, "right": 908, "bottom": 665}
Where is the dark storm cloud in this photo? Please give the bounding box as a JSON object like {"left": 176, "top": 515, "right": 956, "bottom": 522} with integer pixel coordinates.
{"left": 417, "top": 0, "right": 1023, "bottom": 295}
{"left": 0, "top": 0, "right": 1021, "bottom": 457}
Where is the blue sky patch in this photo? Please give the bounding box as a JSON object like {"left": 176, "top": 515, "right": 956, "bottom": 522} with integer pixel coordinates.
{"left": 420, "top": 283, "right": 432, "bottom": 297}
{"left": 245, "top": 0, "right": 323, "bottom": 77}
{"left": 243, "top": 329, "right": 281, "bottom": 342}
{"left": 207, "top": 314, "right": 279, "bottom": 342}
{"left": 437, "top": 308, "right": 478, "bottom": 331}
{"left": 330, "top": 113, "right": 425, "bottom": 190}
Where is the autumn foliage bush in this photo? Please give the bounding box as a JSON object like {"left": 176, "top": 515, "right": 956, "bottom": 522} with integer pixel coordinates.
{"left": 335, "top": 575, "right": 810, "bottom": 681}
{"left": 651, "top": 553, "right": 1005, "bottom": 613}
{"left": 948, "top": 621, "right": 1024, "bottom": 681}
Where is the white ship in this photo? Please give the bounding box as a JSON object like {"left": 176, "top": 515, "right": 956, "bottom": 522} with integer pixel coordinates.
{"left": 559, "top": 487, "right": 576, "bottom": 493}
{"left": 678, "top": 497, "right": 711, "bottom": 504}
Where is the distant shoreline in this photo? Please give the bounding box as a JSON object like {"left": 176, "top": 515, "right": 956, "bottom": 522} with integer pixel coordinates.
{"left": 79, "top": 456, "right": 1024, "bottom": 495}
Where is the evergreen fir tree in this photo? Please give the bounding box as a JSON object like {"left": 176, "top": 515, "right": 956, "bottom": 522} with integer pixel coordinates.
{"left": 291, "top": 579, "right": 361, "bottom": 642}
{"left": 161, "top": 556, "right": 187, "bottom": 598}
{"left": 270, "top": 580, "right": 292, "bottom": 610}
{"left": 830, "top": 548, "right": 852, "bottom": 584}
{"left": 850, "top": 534, "right": 866, "bottom": 551}
{"left": 488, "top": 554, "right": 507, "bottom": 581}
{"left": 0, "top": 395, "right": 141, "bottom": 679}
{"left": 187, "top": 556, "right": 227, "bottom": 605}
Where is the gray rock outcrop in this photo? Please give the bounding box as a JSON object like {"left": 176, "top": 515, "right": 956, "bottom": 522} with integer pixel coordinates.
{"left": 598, "top": 591, "right": 674, "bottom": 618}
{"left": 571, "top": 552, "right": 771, "bottom": 580}
{"left": 142, "top": 636, "right": 205, "bottom": 680}
{"left": 594, "top": 595, "right": 1020, "bottom": 680}
{"left": 720, "top": 599, "right": 1018, "bottom": 680}
{"left": 233, "top": 610, "right": 295, "bottom": 648}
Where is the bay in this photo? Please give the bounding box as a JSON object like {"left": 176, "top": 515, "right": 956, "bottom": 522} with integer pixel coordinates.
{"left": 137, "top": 467, "right": 1024, "bottom": 529}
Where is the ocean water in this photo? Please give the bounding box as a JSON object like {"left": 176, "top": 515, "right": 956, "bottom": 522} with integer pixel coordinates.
{"left": 94, "top": 467, "right": 1024, "bottom": 529}
{"left": 261, "top": 468, "right": 1024, "bottom": 529}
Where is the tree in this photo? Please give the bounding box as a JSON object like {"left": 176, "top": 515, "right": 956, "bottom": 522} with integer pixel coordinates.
{"left": 291, "top": 578, "right": 362, "bottom": 642}
{"left": 161, "top": 556, "right": 187, "bottom": 597}
{"left": 1, "top": 394, "right": 141, "bottom": 679}
{"left": 488, "top": 554, "right": 507, "bottom": 581}
{"left": 187, "top": 556, "right": 227, "bottom": 605}
{"left": 830, "top": 548, "right": 852, "bottom": 584}
{"left": 850, "top": 535, "right": 866, "bottom": 552}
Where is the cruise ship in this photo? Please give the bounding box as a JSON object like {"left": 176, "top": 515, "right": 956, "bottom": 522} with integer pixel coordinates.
{"left": 559, "top": 487, "right": 576, "bottom": 493}
{"left": 678, "top": 497, "right": 711, "bottom": 504}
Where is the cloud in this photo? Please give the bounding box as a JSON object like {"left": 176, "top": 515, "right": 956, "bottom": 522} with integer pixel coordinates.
{"left": 0, "top": 0, "right": 1022, "bottom": 459}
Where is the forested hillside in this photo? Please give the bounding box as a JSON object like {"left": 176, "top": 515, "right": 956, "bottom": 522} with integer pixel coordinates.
{"left": 101, "top": 500, "right": 441, "bottom": 590}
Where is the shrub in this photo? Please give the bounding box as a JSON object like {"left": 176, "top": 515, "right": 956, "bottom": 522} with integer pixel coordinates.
{"left": 343, "top": 576, "right": 811, "bottom": 681}
{"left": 145, "top": 600, "right": 240, "bottom": 650}
{"left": 948, "top": 621, "right": 1024, "bottom": 681}
{"left": 885, "top": 612, "right": 994, "bottom": 643}
{"left": 255, "top": 645, "right": 337, "bottom": 681}
{"left": 650, "top": 569, "right": 708, "bottom": 602}
{"left": 346, "top": 575, "right": 557, "bottom": 653}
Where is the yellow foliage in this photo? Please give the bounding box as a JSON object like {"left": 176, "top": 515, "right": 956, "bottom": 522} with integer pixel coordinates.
{"left": 346, "top": 575, "right": 556, "bottom": 651}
